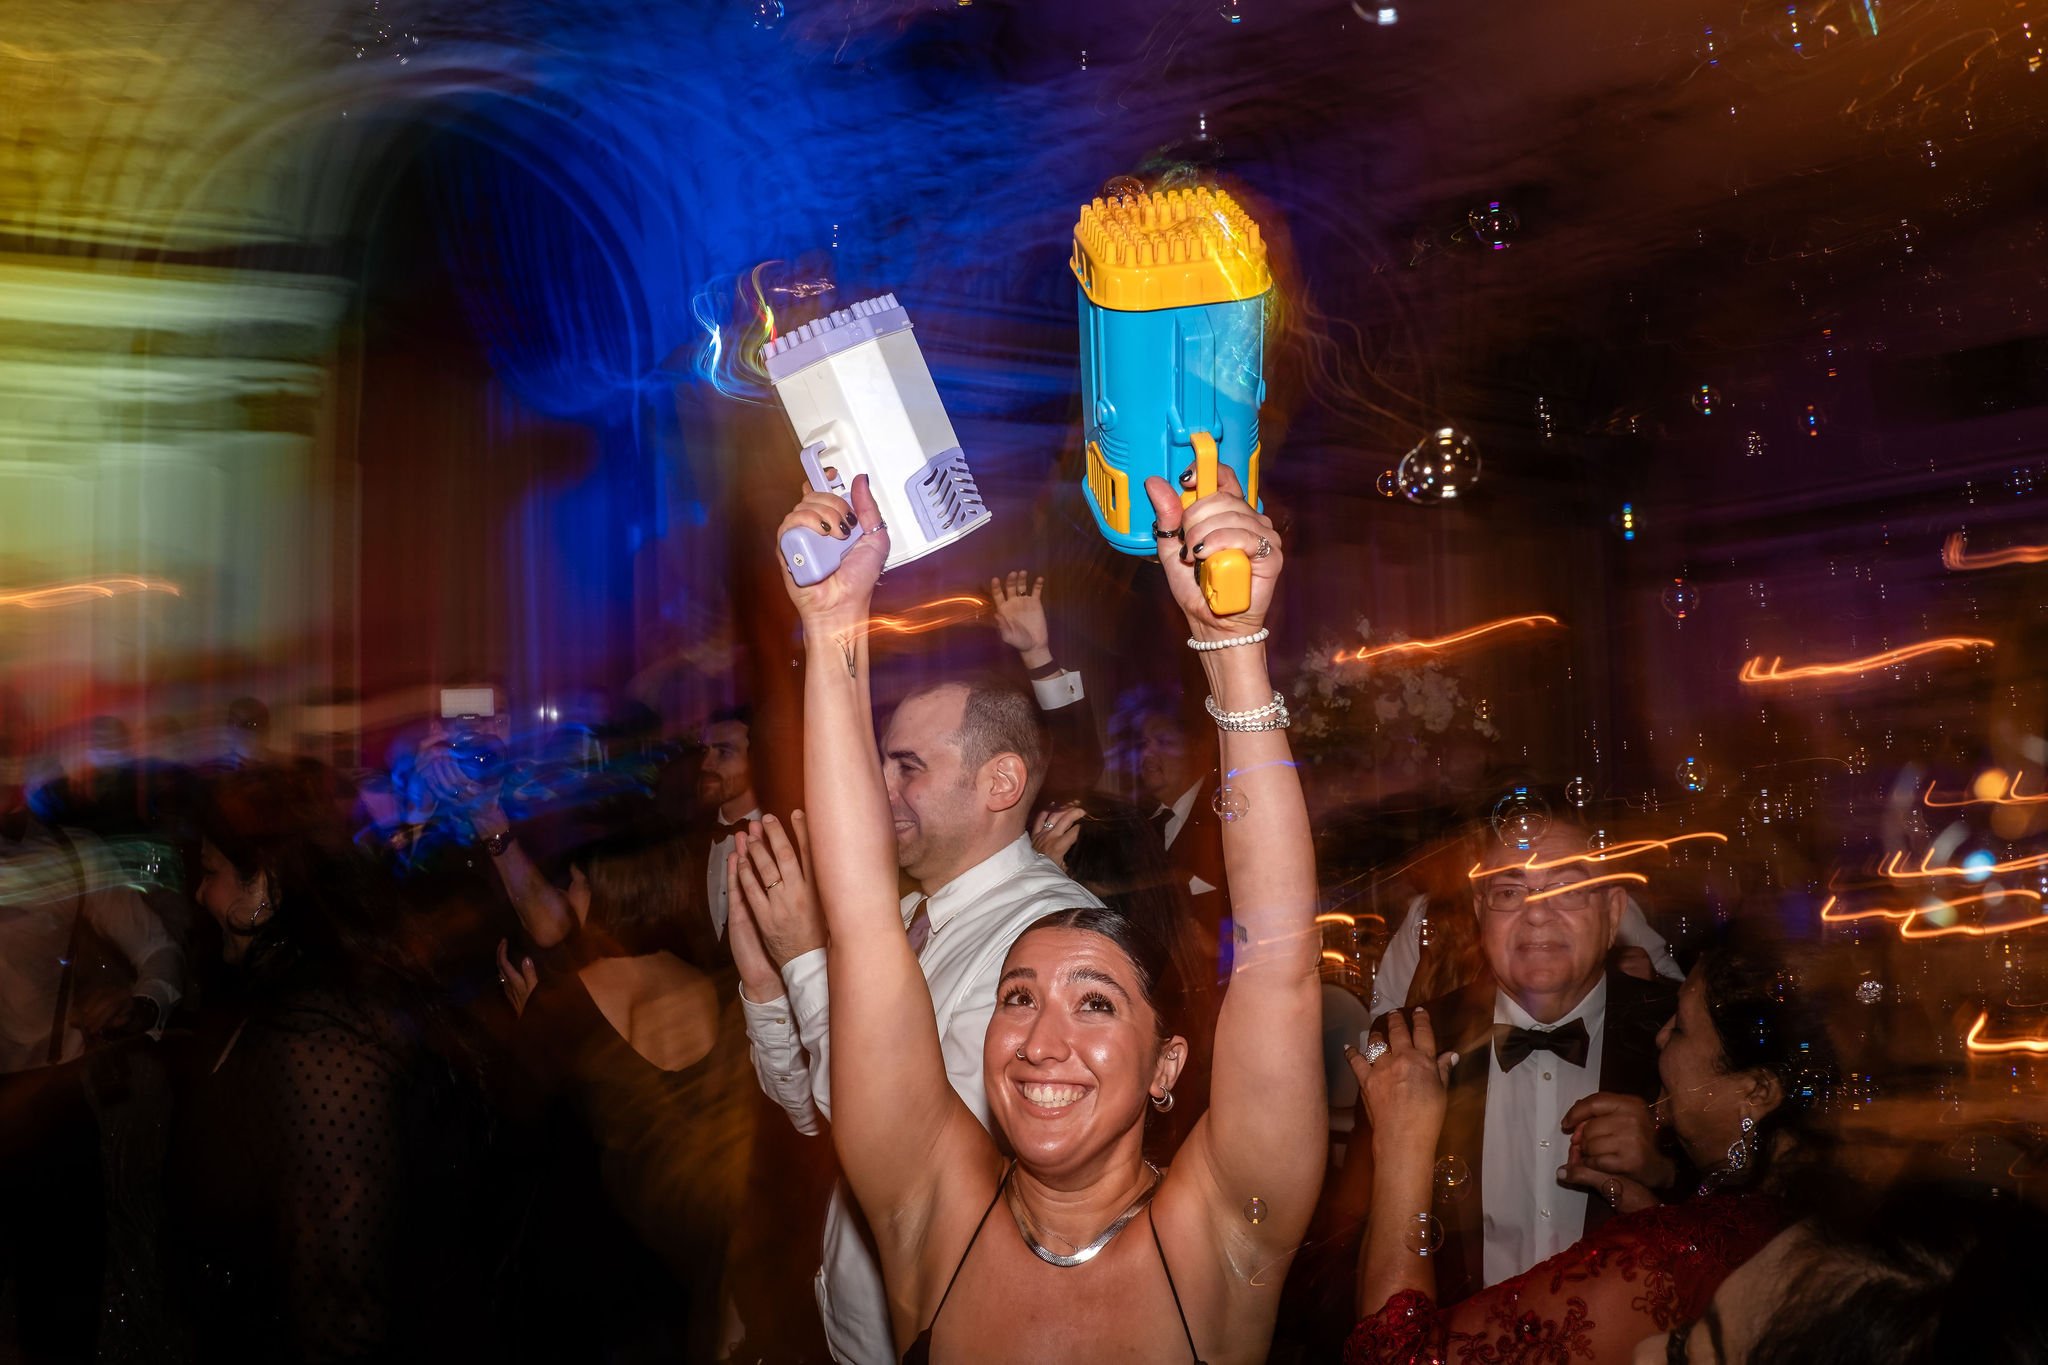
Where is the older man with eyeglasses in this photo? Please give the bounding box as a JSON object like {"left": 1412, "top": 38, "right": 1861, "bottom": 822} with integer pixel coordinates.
{"left": 1356, "top": 822, "right": 1680, "bottom": 1304}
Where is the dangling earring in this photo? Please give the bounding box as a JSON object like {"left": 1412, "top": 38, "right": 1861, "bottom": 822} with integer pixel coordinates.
{"left": 1151, "top": 1089, "right": 1175, "bottom": 1113}
{"left": 1722, "top": 1113, "right": 1756, "bottom": 1173}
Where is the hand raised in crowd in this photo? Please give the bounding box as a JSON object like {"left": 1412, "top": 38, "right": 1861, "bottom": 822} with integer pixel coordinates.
{"left": 1143, "top": 462, "right": 1281, "bottom": 639}
{"left": 987, "top": 570, "right": 1053, "bottom": 668}
{"left": 777, "top": 474, "right": 890, "bottom": 630}
{"left": 1558, "top": 1092, "right": 1675, "bottom": 1209}
{"left": 1348, "top": 1007, "right": 1460, "bottom": 1143}
{"left": 729, "top": 813, "right": 826, "bottom": 970}
{"left": 495, "top": 938, "right": 538, "bottom": 1017}
{"left": 1029, "top": 802, "right": 1085, "bottom": 868}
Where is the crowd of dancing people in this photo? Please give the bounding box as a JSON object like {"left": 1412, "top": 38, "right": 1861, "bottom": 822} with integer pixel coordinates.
{"left": 3, "top": 469, "right": 2044, "bottom": 1365}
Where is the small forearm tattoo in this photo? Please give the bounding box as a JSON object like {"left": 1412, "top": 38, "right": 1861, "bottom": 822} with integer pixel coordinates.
{"left": 836, "top": 633, "right": 858, "bottom": 678}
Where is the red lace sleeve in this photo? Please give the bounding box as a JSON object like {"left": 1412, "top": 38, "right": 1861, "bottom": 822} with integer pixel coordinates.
{"left": 1343, "top": 1194, "right": 1785, "bottom": 1365}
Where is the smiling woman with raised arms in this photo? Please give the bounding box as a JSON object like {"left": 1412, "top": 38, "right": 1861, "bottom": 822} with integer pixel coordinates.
{"left": 774, "top": 466, "right": 1323, "bottom": 1364}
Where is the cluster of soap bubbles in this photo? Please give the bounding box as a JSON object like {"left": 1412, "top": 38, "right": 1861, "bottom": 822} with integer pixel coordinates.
{"left": 1661, "top": 578, "right": 1700, "bottom": 619}
{"left": 1491, "top": 787, "right": 1551, "bottom": 849}
{"left": 750, "top": 0, "right": 784, "bottom": 27}
{"left": 1396, "top": 428, "right": 1481, "bottom": 504}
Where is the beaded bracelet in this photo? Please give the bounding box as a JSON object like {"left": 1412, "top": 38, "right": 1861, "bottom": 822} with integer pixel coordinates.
{"left": 1204, "top": 690, "right": 1291, "bottom": 732}
{"left": 1186, "top": 627, "right": 1270, "bottom": 653}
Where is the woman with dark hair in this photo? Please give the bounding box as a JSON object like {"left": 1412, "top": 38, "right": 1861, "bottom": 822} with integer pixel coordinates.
{"left": 488, "top": 817, "right": 753, "bottom": 1363}
{"left": 169, "top": 764, "right": 492, "bottom": 1364}
{"left": 777, "top": 467, "right": 1324, "bottom": 1361}
{"left": 1345, "top": 926, "right": 1840, "bottom": 1365}
{"left": 1640, "top": 1176, "right": 2048, "bottom": 1365}
{"left": 1030, "top": 792, "right": 1218, "bottom": 1155}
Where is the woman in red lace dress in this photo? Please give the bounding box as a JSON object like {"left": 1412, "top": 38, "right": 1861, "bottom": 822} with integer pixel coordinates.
{"left": 1344, "top": 930, "right": 1838, "bottom": 1365}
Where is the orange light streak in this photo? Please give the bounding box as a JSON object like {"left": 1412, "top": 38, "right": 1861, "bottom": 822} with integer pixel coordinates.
{"left": 864, "top": 595, "right": 987, "bottom": 639}
{"left": 1332, "top": 614, "right": 1561, "bottom": 665}
{"left": 1738, "top": 637, "right": 1994, "bottom": 684}
{"left": 1964, "top": 1012, "right": 2048, "bottom": 1056}
{"left": 0, "top": 577, "right": 181, "bottom": 610}
{"left": 1878, "top": 848, "right": 2048, "bottom": 881}
{"left": 1819, "top": 890, "right": 2048, "bottom": 939}
{"left": 1942, "top": 532, "right": 2048, "bottom": 571}
{"left": 1315, "top": 912, "right": 1358, "bottom": 927}
{"left": 1921, "top": 774, "right": 2048, "bottom": 809}
{"left": 1320, "top": 950, "right": 1351, "bottom": 966}
{"left": 1469, "top": 832, "right": 1729, "bottom": 880}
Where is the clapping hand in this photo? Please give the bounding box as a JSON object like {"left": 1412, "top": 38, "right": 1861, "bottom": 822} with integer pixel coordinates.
{"left": 1558, "top": 1092, "right": 1672, "bottom": 1212}
{"left": 1347, "top": 1007, "right": 1460, "bottom": 1152}
{"left": 728, "top": 814, "right": 826, "bottom": 972}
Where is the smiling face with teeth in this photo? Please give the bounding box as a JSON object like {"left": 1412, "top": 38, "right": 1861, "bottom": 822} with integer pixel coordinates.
{"left": 985, "top": 918, "right": 1188, "bottom": 1181}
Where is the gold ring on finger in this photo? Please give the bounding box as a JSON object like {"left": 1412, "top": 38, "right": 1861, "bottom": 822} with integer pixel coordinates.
{"left": 762, "top": 877, "right": 782, "bottom": 890}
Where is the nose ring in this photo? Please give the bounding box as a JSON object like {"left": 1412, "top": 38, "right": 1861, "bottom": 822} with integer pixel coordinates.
{"left": 1016, "top": 1048, "right": 1027, "bottom": 1061}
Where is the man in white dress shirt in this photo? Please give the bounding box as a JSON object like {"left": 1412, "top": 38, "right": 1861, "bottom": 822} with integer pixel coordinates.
{"left": 1360, "top": 823, "right": 1678, "bottom": 1302}
{"left": 695, "top": 705, "right": 762, "bottom": 954}
{"left": 733, "top": 673, "right": 1099, "bottom": 1364}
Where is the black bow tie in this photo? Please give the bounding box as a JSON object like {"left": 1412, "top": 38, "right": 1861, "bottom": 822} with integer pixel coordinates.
{"left": 1493, "top": 1017, "right": 1591, "bottom": 1072}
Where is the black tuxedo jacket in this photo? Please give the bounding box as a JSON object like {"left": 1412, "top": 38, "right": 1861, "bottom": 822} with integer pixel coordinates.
{"left": 1369, "top": 967, "right": 1676, "bottom": 1303}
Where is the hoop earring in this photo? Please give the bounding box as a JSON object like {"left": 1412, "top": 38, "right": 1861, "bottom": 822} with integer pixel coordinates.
{"left": 1151, "top": 1089, "right": 1175, "bottom": 1114}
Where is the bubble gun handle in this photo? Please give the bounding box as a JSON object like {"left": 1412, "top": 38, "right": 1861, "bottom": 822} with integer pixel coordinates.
{"left": 778, "top": 442, "right": 865, "bottom": 586}
{"left": 1182, "top": 432, "right": 1251, "bottom": 616}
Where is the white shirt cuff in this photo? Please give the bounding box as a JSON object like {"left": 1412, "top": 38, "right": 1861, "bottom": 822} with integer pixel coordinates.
{"left": 1031, "top": 669, "right": 1085, "bottom": 710}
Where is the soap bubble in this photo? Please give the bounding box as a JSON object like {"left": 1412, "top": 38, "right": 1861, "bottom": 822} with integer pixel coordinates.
{"left": 1675, "top": 756, "right": 1712, "bottom": 795}
{"left": 1801, "top": 404, "right": 1826, "bottom": 437}
{"left": 1243, "top": 1195, "right": 1267, "bottom": 1224}
{"left": 1587, "top": 828, "right": 1615, "bottom": 853}
{"left": 1467, "top": 201, "right": 1519, "bottom": 250}
{"left": 1748, "top": 787, "right": 1796, "bottom": 827}
{"left": 1398, "top": 428, "right": 1481, "bottom": 504}
{"left": 1211, "top": 786, "right": 1249, "bottom": 822}
{"left": 1534, "top": 395, "right": 1555, "bottom": 440}
{"left": 1694, "top": 25, "right": 1722, "bottom": 65}
{"left": 1661, "top": 579, "right": 1700, "bottom": 619}
{"left": 1218, "top": 0, "right": 1244, "bottom": 22}
{"left": 1491, "top": 787, "right": 1551, "bottom": 849}
{"left": 1433, "top": 1156, "right": 1471, "bottom": 1204}
{"left": 749, "top": 0, "right": 784, "bottom": 27}
{"left": 1100, "top": 175, "right": 1144, "bottom": 205}
{"left": 1565, "top": 775, "right": 1592, "bottom": 808}
{"left": 1404, "top": 1212, "right": 1445, "bottom": 1256}
{"left": 1474, "top": 698, "right": 1492, "bottom": 723}
{"left": 1854, "top": 977, "right": 1884, "bottom": 1005}
{"left": 1376, "top": 469, "right": 1397, "bottom": 498}
{"left": 1897, "top": 219, "right": 1921, "bottom": 253}
{"left": 1691, "top": 384, "right": 1722, "bottom": 416}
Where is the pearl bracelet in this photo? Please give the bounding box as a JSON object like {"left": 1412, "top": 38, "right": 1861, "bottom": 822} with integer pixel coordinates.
{"left": 1204, "top": 690, "right": 1291, "bottom": 732}
{"left": 1186, "top": 627, "right": 1270, "bottom": 653}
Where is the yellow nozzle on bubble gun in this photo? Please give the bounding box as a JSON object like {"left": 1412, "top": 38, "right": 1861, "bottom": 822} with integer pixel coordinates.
{"left": 1180, "top": 431, "right": 1252, "bottom": 617}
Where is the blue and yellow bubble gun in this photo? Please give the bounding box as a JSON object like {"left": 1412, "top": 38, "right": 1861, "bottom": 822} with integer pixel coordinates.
{"left": 1071, "top": 186, "right": 1271, "bottom": 616}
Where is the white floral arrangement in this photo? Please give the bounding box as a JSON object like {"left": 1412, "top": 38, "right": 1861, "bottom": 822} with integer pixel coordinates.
{"left": 1291, "top": 619, "right": 1497, "bottom": 773}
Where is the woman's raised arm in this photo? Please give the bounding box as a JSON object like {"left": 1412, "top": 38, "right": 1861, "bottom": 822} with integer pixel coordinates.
{"left": 1145, "top": 470, "right": 1327, "bottom": 1264}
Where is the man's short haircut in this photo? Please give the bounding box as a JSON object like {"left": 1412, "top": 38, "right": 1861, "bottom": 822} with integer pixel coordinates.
{"left": 907, "top": 675, "right": 1046, "bottom": 807}
{"left": 705, "top": 703, "right": 753, "bottom": 733}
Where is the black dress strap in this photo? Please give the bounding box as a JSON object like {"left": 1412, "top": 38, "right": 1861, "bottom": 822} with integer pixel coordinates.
{"left": 1147, "top": 1207, "right": 1205, "bottom": 1364}
{"left": 902, "top": 1162, "right": 1013, "bottom": 1365}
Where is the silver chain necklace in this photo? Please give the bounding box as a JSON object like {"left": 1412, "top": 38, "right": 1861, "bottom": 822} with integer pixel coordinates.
{"left": 1007, "top": 1163, "right": 1163, "bottom": 1268}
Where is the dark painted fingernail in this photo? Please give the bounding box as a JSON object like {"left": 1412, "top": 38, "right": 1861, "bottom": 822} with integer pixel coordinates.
{"left": 818, "top": 519, "right": 831, "bottom": 533}
{"left": 1192, "top": 541, "right": 1207, "bottom": 559}
{"left": 1179, "top": 466, "right": 1196, "bottom": 486}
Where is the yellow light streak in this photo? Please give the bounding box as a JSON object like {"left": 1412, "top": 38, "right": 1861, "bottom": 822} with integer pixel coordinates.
{"left": 1942, "top": 532, "right": 2048, "bottom": 571}
{"left": 864, "top": 595, "right": 987, "bottom": 639}
{"left": 1921, "top": 773, "right": 2048, "bottom": 809}
{"left": 1964, "top": 1012, "right": 2048, "bottom": 1056}
{"left": 1469, "top": 832, "right": 1729, "bottom": 880}
{"left": 0, "top": 577, "right": 181, "bottom": 610}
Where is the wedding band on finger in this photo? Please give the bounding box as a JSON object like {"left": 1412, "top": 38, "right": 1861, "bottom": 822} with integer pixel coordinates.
{"left": 761, "top": 877, "right": 782, "bottom": 890}
{"left": 1363, "top": 1039, "right": 1390, "bottom": 1065}
{"left": 1253, "top": 536, "right": 1273, "bottom": 559}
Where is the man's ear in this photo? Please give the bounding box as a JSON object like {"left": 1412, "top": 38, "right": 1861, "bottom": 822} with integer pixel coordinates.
{"left": 983, "top": 752, "right": 1029, "bottom": 814}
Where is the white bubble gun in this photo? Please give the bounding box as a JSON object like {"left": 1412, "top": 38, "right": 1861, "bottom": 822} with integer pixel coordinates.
{"left": 762, "top": 293, "right": 992, "bottom": 585}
